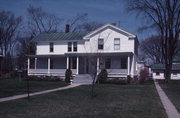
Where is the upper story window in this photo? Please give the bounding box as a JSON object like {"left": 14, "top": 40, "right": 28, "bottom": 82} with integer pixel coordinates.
{"left": 50, "top": 43, "right": 54, "bottom": 52}
{"left": 121, "top": 58, "right": 127, "bottom": 69}
{"left": 68, "top": 42, "right": 77, "bottom": 52}
{"left": 73, "top": 42, "right": 77, "bottom": 52}
{"left": 98, "top": 38, "right": 104, "bottom": 50}
{"left": 114, "top": 38, "right": 120, "bottom": 50}
{"left": 68, "top": 42, "right": 72, "bottom": 52}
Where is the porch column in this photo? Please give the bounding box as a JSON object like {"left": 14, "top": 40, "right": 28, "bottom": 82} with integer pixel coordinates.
{"left": 97, "top": 57, "right": 99, "bottom": 75}
{"left": 76, "top": 56, "right": 79, "bottom": 74}
{"left": 35, "top": 58, "right": 37, "bottom": 70}
{"left": 48, "top": 58, "right": 50, "bottom": 74}
{"left": 128, "top": 55, "right": 130, "bottom": 75}
{"left": 66, "top": 57, "right": 69, "bottom": 69}
{"left": 27, "top": 58, "right": 30, "bottom": 74}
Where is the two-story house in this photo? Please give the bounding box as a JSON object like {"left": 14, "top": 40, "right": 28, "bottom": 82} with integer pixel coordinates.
{"left": 27, "top": 24, "right": 139, "bottom": 78}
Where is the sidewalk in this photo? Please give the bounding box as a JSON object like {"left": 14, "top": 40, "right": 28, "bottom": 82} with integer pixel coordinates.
{"left": 154, "top": 80, "right": 180, "bottom": 118}
{"left": 0, "top": 83, "right": 82, "bottom": 103}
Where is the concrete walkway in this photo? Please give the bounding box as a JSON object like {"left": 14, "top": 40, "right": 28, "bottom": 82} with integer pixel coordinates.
{"left": 74, "top": 74, "right": 93, "bottom": 84}
{"left": 154, "top": 80, "right": 180, "bottom": 118}
{"left": 0, "top": 83, "right": 82, "bottom": 103}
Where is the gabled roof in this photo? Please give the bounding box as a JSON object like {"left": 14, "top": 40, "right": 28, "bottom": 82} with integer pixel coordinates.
{"left": 83, "top": 24, "right": 137, "bottom": 39}
{"left": 31, "top": 31, "right": 90, "bottom": 42}
{"left": 151, "top": 64, "right": 180, "bottom": 70}
{"left": 31, "top": 24, "right": 137, "bottom": 42}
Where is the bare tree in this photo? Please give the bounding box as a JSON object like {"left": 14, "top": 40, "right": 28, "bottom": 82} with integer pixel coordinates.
{"left": 84, "top": 31, "right": 111, "bottom": 98}
{"left": 16, "top": 36, "right": 36, "bottom": 70}
{"left": 127, "top": 0, "right": 180, "bottom": 82}
{"left": 0, "top": 11, "right": 22, "bottom": 72}
{"left": 67, "top": 13, "right": 88, "bottom": 32}
{"left": 76, "top": 21, "right": 103, "bottom": 31}
{"left": 27, "top": 6, "right": 62, "bottom": 36}
{"left": 140, "top": 35, "right": 164, "bottom": 64}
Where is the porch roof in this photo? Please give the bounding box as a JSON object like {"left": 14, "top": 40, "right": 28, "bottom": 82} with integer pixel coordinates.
{"left": 27, "top": 52, "right": 133, "bottom": 58}
{"left": 27, "top": 54, "right": 65, "bottom": 58}
{"left": 65, "top": 52, "right": 133, "bottom": 57}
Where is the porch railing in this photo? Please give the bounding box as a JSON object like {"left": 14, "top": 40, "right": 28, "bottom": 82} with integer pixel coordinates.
{"left": 107, "top": 69, "right": 128, "bottom": 74}
{"left": 28, "top": 69, "right": 76, "bottom": 76}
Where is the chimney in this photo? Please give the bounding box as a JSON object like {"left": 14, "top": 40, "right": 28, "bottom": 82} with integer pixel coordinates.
{"left": 111, "top": 23, "right": 116, "bottom": 26}
{"left": 65, "top": 24, "right": 70, "bottom": 33}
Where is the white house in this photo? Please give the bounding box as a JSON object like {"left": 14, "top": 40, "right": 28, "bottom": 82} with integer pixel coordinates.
{"left": 151, "top": 57, "right": 180, "bottom": 80}
{"left": 27, "top": 24, "right": 139, "bottom": 78}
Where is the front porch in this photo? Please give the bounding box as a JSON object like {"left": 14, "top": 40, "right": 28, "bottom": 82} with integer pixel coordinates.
{"left": 27, "top": 52, "right": 134, "bottom": 77}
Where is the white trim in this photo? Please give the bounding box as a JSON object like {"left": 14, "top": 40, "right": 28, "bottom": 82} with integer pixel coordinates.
{"left": 48, "top": 58, "right": 50, "bottom": 74}
{"left": 128, "top": 56, "right": 130, "bottom": 75}
{"left": 35, "top": 58, "right": 37, "bottom": 70}
{"left": 66, "top": 57, "right": 69, "bottom": 69}
{"left": 97, "top": 57, "right": 99, "bottom": 75}
{"left": 76, "top": 56, "right": 79, "bottom": 74}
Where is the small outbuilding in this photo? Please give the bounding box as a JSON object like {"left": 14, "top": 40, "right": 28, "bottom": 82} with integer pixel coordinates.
{"left": 151, "top": 56, "right": 180, "bottom": 80}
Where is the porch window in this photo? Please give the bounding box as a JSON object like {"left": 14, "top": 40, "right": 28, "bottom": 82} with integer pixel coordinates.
{"left": 105, "top": 58, "right": 111, "bottom": 69}
{"left": 50, "top": 43, "right": 54, "bottom": 52}
{"left": 68, "top": 42, "right": 72, "bottom": 52}
{"left": 30, "top": 59, "right": 35, "bottom": 69}
{"left": 114, "top": 38, "right": 120, "bottom": 50}
{"left": 72, "top": 58, "right": 77, "bottom": 69}
{"left": 50, "top": 59, "right": 53, "bottom": 69}
{"left": 73, "top": 42, "right": 77, "bottom": 52}
{"left": 98, "top": 38, "right": 104, "bottom": 49}
{"left": 156, "top": 72, "right": 160, "bottom": 76}
{"left": 121, "top": 58, "right": 127, "bottom": 69}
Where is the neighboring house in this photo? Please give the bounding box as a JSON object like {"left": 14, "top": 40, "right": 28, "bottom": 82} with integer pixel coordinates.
{"left": 151, "top": 57, "right": 180, "bottom": 80}
{"left": 27, "top": 24, "right": 139, "bottom": 78}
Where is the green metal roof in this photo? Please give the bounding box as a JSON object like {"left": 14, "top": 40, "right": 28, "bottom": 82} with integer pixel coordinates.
{"left": 151, "top": 64, "right": 180, "bottom": 70}
{"left": 31, "top": 31, "right": 90, "bottom": 42}
{"left": 173, "top": 56, "right": 180, "bottom": 63}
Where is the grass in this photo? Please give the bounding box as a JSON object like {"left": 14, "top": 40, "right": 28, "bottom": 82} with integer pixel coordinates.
{"left": 0, "top": 78, "right": 69, "bottom": 98}
{"left": 0, "top": 81, "right": 167, "bottom": 118}
{"left": 159, "top": 80, "right": 180, "bottom": 112}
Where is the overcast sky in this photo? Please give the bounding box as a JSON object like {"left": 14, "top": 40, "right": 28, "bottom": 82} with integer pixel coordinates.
{"left": 0, "top": 0, "right": 155, "bottom": 40}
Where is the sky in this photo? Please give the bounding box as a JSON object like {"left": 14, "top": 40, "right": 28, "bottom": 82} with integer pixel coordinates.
{"left": 0, "top": 0, "right": 155, "bottom": 40}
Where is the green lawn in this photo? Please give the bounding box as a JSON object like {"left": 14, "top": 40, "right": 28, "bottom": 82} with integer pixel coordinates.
{"left": 159, "top": 80, "right": 180, "bottom": 112}
{"left": 0, "top": 81, "right": 167, "bottom": 118}
{"left": 0, "top": 78, "right": 68, "bottom": 98}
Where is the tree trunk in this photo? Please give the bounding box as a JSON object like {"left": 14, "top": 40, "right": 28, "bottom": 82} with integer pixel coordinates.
{"left": 164, "top": 63, "right": 172, "bottom": 83}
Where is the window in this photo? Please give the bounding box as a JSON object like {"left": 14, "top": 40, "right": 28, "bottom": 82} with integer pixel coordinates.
{"left": 73, "top": 42, "right": 77, "bottom": 52}
{"left": 121, "top": 58, "right": 127, "bottom": 69}
{"left": 50, "top": 59, "right": 53, "bottom": 69}
{"left": 105, "top": 58, "right": 111, "bottom": 69}
{"left": 156, "top": 72, "right": 160, "bottom": 76}
{"left": 98, "top": 38, "right": 104, "bottom": 49}
{"left": 30, "top": 59, "right": 35, "bottom": 69}
{"left": 50, "top": 43, "right": 54, "bottom": 52}
{"left": 68, "top": 42, "right": 72, "bottom": 52}
{"left": 72, "top": 58, "right": 77, "bottom": 69}
{"left": 173, "top": 72, "right": 177, "bottom": 75}
{"left": 114, "top": 38, "right": 120, "bottom": 50}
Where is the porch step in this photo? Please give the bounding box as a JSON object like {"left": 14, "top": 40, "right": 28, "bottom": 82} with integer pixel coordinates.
{"left": 73, "top": 74, "right": 93, "bottom": 84}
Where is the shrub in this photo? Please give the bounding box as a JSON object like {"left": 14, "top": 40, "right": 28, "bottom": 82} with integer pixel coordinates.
{"left": 127, "top": 75, "right": 132, "bottom": 84}
{"left": 139, "top": 68, "right": 149, "bottom": 84}
{"left": 65, "top": 69, "right": 72, "bottom": 83}
{"left": 96, "top": 69, "right": 108, "bottom": 83}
